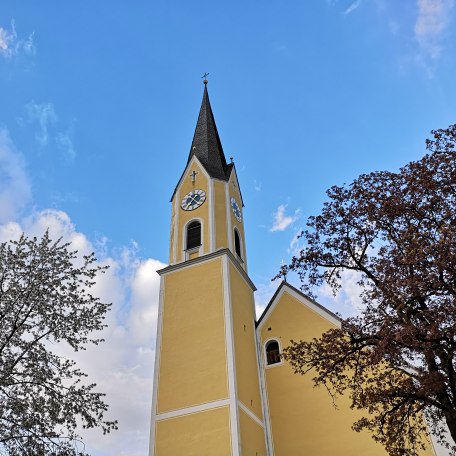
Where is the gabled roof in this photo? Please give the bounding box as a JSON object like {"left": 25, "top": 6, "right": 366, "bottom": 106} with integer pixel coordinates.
{"left": 256, "top": 281, "right": 341, "bottom": 327}
{"left": 187, "top": 84, "right": 230, "bottom": 181}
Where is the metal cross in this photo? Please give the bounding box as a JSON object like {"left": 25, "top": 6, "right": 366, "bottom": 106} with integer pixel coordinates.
{"left": 190, "top": 170, "right": 199, "bottom": 183}
{"left": 202, "top": 72, "right": 209, "bottom": 80}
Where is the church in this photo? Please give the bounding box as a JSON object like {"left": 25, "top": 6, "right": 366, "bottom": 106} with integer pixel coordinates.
{"left": 148, "top": 82, "right": 437, "bottom": 455}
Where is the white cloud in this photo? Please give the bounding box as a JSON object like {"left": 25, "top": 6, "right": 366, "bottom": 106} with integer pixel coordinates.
{"left": 288, "top": 228, "right": 304, "bottom": 256}
{"left": 270, "top": 204, "right": 300, "bottom": 232}
{"left": 56, "top": 130, "right": 76, "bottom": 161}
{"left": 24, "top": 101, "right": 57, "bottom": 147}
{"left": 415, "top": 0, "right": 454, "bottom": 59}
{"left": 326, "top": 0, "right": 362, "bottom": 14}
{"left": 344, "top": 0, "right": 362, "bottom": 15}
{"left": 21, "top": 101, "right": 77, "bottom": 160}
{"left": 255, "top": 280, "right": 278, "bottom": 319}
{"left": 318, "top": 269, "right": 365, "bottom": 317}
{"left": 0, "top": 128, "right": 31, "bottom": 223}
{"left": 0, "top": 19, "right": 35, "bottom": 59}
{"left": 0, "top": 132, "right": 164, "bottom": 455}
{"left": 254, "top": 179, "right": 262, "bottom": 192}
{"left": 0, "top": 208, "right": 165, "bottom": 456}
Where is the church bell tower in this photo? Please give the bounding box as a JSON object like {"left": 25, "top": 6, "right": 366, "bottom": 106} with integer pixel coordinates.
{"left": 149, "top": 81, "right": 269, "bottom": 455}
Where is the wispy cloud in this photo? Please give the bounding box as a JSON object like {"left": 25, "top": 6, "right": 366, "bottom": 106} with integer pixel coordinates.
{"left": 270, "top": 204, "right": 300, "bottom": 232}
{"left": 388, "top": 18, "right": 399, "bottom": 35}
{"left": 318, "top": 269, "right": 365, "bottom": 317}
{"left": 0, "top": 128, "right": 31, "bottom": 223}
{"left": 414, "top": 0, "right": 454, "bottom": 60}
{"left": 344, "top": 0, "right": 362, "bottom": 15}
{"left": 20, "top": 101, "right": 77, "bottom": 161}
{"left": 327, "top": 0, "right": 362, "bottom": 14}
{"left": 288, "top": 228, "right": 304, "bottom": 255}
{"left": 254, "top": 280, "right": 278, "bottom": 318}
{"left": 254, "top": 179, "right": 262, "bottom": 192}
{"left": 56, "top": 130, "right": 76, "bottom": 162}
{"left": 24, "top": 101, "right": 57, "bottom": 147}
{"left": 0, "top": 19, "right": 35, "bottom": 59}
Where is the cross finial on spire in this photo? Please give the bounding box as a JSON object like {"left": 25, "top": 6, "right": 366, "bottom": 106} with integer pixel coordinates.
{"left": 202, "top": 72, "right": 209, "bottom": 84}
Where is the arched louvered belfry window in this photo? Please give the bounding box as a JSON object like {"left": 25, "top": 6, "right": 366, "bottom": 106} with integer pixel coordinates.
{"left": 234, "top": 229, "right": 242, "bottom": 259}
{"left": 186, "top": 221, "right": 201, "bottom": 250}
{"left": 265, "top": 340, "right": 281, "bottom": 365}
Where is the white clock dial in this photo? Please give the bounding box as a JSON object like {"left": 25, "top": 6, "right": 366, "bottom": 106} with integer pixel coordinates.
{"left": 231, "top": 197, "right": 242, "bottom": 222}
{"left": 181, "top": 189, "right": 206, "bottom": 211}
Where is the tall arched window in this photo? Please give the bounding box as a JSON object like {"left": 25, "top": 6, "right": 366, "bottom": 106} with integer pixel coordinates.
{"left": 234, "top": 229, "right": 242, "bottom": 259}
{"left": 265, "top": 340, "right": 281, "bottom": 365}
{"left": 186, "top": 221, "right": 201, "bottom": 250}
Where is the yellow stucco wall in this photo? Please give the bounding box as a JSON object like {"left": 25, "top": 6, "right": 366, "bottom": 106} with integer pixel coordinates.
{"left": 155, "top": 406, "right": 231, "bottom": 455}
{"left": 259, "top": 288, "right": 435, "bottom": 456}
{"left": 173, "top": 160, "right": 209, "bottom": 263}
{"left": 157, "top": 258, "right": 228, "bottom": 413}
{"left": 229, "top": 261, "right": 263, "bottom": 420}
{"left": 171, "top": 162, "right": 248, "bottom": 267}
{"left": 214, "top": 180, "right": 228, "bottom": 250}
{"left": 239, "top": 408, "right": 267, "bottom": 456}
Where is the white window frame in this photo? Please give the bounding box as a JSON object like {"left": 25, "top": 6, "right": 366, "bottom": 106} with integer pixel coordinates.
{"left": 264, "top": 337, "right": 284, "bottom": 368}
{"left": 183, "top": 218, "right": 203, "bottom": 260}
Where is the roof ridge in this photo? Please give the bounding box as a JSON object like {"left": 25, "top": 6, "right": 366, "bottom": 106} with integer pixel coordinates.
{"left": 256, "top": 281, "right": 341, "bottom": 327}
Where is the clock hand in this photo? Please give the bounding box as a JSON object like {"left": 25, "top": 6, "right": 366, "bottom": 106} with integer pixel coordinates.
{"left": 189, "top": 194, "right": 201, "bottom": 206}
{"left": 185, "top": 195, "right": 199, "bottom": 209}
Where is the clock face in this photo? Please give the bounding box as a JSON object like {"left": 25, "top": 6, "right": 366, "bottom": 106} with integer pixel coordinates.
{"left": 231, "top": 197, "right": 242, "bottom": 222}
{"left": 181, "top": 189, "right": 206, "bottom": 211}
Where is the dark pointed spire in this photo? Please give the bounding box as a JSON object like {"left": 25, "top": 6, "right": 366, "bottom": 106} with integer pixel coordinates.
{"left": 187, "top": 83, "right": 230, "bottom": 180}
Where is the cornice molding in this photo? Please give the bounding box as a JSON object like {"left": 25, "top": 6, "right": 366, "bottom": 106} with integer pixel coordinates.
{"left": 157, "top": 248, "right": 257, "bottom": 292}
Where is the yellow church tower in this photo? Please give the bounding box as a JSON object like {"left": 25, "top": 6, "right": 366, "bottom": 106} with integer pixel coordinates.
{"left": 149, "top": 82, "right": 437, "bottom": 456}
{"left": 149, "top": 80, "right": 269, "bottom": 455}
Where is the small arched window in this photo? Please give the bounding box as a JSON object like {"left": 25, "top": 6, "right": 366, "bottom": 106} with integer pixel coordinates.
{"left": 265, "top": 340, "right": 281, "bottom": 365}
{"left": 186, "top": 221, "right": 201, "bottom": 250}
{"left": 234, "top": 229, "right": 242, "bottom": 259}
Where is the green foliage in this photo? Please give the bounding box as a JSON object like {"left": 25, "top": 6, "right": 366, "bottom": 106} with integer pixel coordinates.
{"left": 0, "top": 232, "right": 117, "bottom": 455}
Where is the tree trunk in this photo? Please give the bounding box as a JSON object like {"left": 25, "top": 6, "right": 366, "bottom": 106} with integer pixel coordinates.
{"left": 445, "top": 412, "right": 456, "bottom": 447}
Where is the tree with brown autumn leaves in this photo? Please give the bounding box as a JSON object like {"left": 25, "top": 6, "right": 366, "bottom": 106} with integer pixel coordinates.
{"left": 281, "top": 125, "right": 456, "bottom": 455}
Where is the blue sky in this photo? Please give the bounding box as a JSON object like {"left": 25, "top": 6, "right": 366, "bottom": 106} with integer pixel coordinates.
{"left": 1, "top": 1, "right": 455, "bottom": 455}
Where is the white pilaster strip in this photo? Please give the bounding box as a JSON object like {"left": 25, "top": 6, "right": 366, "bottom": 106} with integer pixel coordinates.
{"left": 173, "top": 189, "right": 179, "bottom": 264}
{"left": 242, "top": 222, "right": 248, "bottom": 274}
{"left": 256, "top": 327, "right": 275, "bottom": 455}
{"left": 148, "top": 277, "right": 165, "bottom": 456}
{"left": 222, "top": 255, "right": 240, "bottom": 455}
{"left": 209, "top": 179, "right": 215, "bottom": 252}
{"left": 155, "top": 399, "right": 230, "bottom": 421}
{"left": 238, "top": 400, "right": 264, "bottom": 428}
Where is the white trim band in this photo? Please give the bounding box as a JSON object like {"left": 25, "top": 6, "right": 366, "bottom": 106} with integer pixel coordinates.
{"left": 155, "top": 399, "right": 230, "bottom": 421}
{"left": 238, "top": 400, "right": 264, "bottom": 428}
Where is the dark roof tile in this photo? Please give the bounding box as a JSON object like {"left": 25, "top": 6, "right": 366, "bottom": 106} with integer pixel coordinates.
{"left": 187, "top": 85, "right": 229, "bottom": 180}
